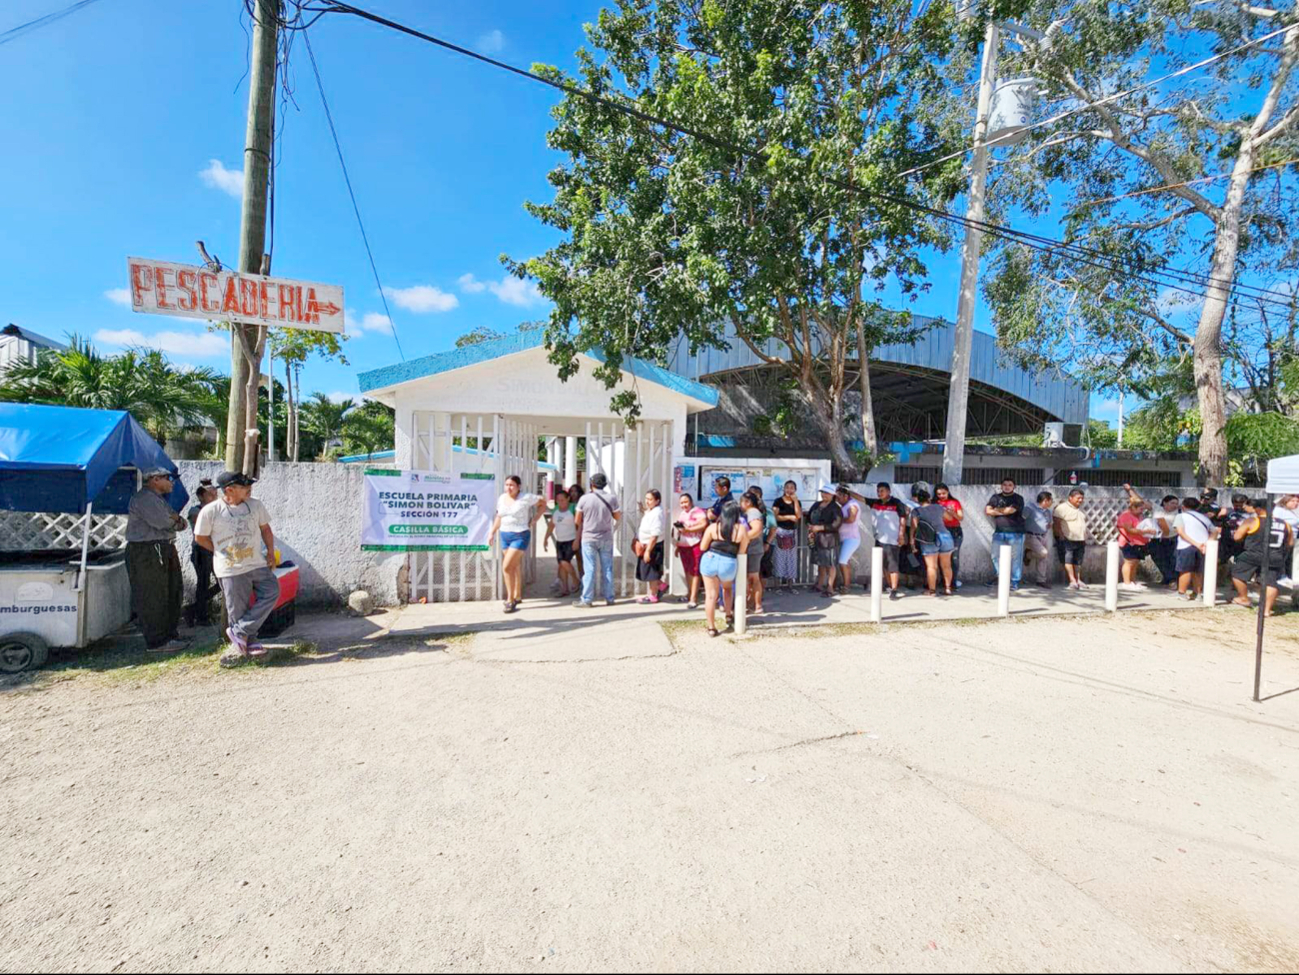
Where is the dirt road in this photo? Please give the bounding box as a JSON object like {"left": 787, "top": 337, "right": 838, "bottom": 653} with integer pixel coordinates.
{"left": 3, "top": 609, "right": 1298, "bottom": 972}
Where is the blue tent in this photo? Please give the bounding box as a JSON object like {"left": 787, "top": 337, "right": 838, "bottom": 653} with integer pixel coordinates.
{"left": 0, "top": 404, "right": 188, "bottom": 515}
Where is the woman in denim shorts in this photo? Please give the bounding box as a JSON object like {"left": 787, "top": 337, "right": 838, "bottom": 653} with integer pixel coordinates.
{"left": 699, "top": 500, "right": 750, "bottom": 637}
{"left": 910, "top": 488, "right": 956, "bottom": 595}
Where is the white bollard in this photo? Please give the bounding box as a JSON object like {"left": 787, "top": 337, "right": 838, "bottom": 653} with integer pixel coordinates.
{"left": 1105, "top": 540, "right": 1120, "bottom": 612}
{"left": 869, "top": 545, "right": 884, "bottom": 623}
{"left": 1202, "top": 539, "right": 1218, "bottom": 607}
{"left": 997, "top": 544, "right": 1012, "bottom": 617}
{"left": 1291, "top": 543, "right": 1298, "bottom": 582}
{"left": 734, "top": 553, "right": 748, "bottom": 635}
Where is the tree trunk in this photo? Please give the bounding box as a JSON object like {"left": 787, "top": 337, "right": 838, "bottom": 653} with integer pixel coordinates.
{"left": 1191, "top": 147, "right": 1256, "bottom": 484}
{"left": 856, "top": 318, "right": 879, "bottom": 471}
{"left": 806, "top": 387, "right": 860, "bottom": 481}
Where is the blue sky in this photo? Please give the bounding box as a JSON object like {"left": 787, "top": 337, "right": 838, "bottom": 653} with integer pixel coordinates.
{"left": 0, "top": 0, "right": 1134, "bottom": 421}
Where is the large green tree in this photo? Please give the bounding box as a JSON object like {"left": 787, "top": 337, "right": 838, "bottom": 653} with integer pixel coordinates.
{"left": 980, "top": 0, "right": 1299, "bottom": 483}
{"left": 510, "top": 0, "right": 964, "bottom": 476}
{"left": 0, "top": 337, "right": 220, "bottom": 448}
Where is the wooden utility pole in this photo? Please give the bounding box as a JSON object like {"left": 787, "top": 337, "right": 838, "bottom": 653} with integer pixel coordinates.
{"left": 224, "top": 0, "right": 279, "bottom": 472}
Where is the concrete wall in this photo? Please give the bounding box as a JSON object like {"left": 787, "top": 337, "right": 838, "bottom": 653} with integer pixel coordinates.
{"left": 847, "top": 483, "right": 1192, "bottom": 585}
{"left": 177, "top": 461, "right": 404, "bottom": 608}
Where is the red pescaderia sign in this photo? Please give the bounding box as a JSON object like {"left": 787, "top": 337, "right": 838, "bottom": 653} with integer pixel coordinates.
{"left": 126, "top": 257, "right": 345, "bottom": 334}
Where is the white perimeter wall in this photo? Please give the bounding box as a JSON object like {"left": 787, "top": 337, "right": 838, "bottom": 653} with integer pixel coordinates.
{"left": 177, "top": 461, "right": 404, "bottom": 608}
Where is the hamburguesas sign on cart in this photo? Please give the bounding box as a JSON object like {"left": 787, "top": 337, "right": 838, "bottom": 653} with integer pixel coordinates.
{"left": 361, "top": 470, "right": 496, "bottom": 551}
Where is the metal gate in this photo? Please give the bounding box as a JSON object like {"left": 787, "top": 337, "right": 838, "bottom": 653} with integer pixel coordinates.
{"left": 408, "top": 411, "right": 540, "bottom": 603}
{"left": 585, "top": 419, "right": 676, "bottom": 597}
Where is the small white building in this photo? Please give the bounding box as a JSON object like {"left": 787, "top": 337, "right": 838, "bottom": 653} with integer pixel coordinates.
{"left": 0, "top": 324, "right": 66, "bottom": 375}
{"left": 357, "top": 331, "right": 718, "bottom": 602}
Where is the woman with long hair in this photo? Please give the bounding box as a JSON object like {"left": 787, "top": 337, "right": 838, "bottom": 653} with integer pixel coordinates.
{"left": 673, "top": 492, "right": 708, "bottom": 608}
{"left": 934, "top": 483, "right": 965, "bottom": 588}
{"left": 740, "top": 490, "right": 767, "bottom": 614}
{"left": 635, "top": 489, "right": 666, "bottom": 603}
{"left": 910, "top": 488, "right": 955, "bottom": 595}
{"left": 699, "top": 500, "right": 750, "bottom": 637}
{"left": 772, "top": 480, "right": 802, "bottom": 590}
{"left": 488, "top": 474, "right": 544, "bottom": 613}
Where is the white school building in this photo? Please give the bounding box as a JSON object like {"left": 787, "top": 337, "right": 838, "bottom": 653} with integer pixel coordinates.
{"left": 357, "top": 331, "right": 718, "bottom": 602}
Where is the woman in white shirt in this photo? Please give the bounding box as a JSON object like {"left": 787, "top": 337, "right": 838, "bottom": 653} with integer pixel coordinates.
{"left": 488, "top": 475, "right": 544, "bottom": 613}
{"left": 1173, "top": 496, "right": 1218, "bottom": 600}
{"left": 635, "top": 489, "right": 667, "bottom": 603}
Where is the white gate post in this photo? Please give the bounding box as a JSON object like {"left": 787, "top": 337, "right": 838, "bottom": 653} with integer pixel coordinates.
{"left": 997, "top": 544, "right": 1012, "bottom": 617}
{"left": 1203, "top": 539, "right": 1219, "bottom": 607}
{"left": 734, "top": 553, "right": 748, "bottom": 635}
{"left": 869, "top": 545, "right": 884, "bottom": 623}
{"left": 1104, "top": 540, "right": 1120, "bottom": 612}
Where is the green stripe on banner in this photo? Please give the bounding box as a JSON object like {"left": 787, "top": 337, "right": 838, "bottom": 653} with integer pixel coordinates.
{"left": 365, "top": 468, "right": 401, "bottom": 476}
{"left": 362, "top": 544, "right": 491, "bottom": 552}
{"left": 460, "top": 473, "right": 494, "bottom": 480}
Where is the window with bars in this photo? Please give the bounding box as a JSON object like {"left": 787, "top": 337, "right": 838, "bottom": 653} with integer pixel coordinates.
{"left": 1051, "top": 469, "right": 1184, "bottom": 488}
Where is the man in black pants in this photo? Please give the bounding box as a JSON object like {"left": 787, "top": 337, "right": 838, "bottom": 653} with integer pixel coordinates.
{"left": 124, "top": 468, "right": 189, "bottom": 653}
{"left": 184, "top": 480, "right": 217, "bottom": 626}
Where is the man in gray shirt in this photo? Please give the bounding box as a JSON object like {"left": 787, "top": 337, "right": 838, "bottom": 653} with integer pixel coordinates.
{"left": 1023, "top": 490, "right": 1055, "bottom": 588}
{"left": 125, "top": 468, "right": 188, "bottom": 652}
{"left": 573, "top": 472, "right": 621, "bottom": 606}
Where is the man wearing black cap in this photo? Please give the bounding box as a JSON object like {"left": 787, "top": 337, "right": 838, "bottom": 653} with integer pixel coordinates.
{"left": 194, "top": 471, "right": 280, "bottom": 658}
{"left": 124, "top": 468, "right": 189, "bottom": 653}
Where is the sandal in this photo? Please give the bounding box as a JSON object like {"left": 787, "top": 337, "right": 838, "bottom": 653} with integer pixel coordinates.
{"left": 944, "top": 587, "right": 953, "bottom": 596}
{"left": 707, "top": 627, "right": 720, "bottom": 638}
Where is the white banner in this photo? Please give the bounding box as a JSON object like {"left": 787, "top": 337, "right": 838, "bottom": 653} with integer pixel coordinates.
{"left": 361, "top": 469, "right": 496, "bottom": 552}
{"left": 126, "top": 257, "right": 345, "bottom": 333}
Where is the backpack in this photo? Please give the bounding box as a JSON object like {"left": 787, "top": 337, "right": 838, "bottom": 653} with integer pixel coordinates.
{"left": 912, "top": 509, "right": 939, "bottom": 546}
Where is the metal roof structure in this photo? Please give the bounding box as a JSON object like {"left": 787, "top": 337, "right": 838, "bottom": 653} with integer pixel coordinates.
{"left": 667, "top": 316, "right": 1089, "bottom": 434}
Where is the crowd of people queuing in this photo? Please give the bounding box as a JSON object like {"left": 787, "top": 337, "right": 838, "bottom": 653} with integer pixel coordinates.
{"left": 489, "top": 472, "right": 1299, "bottom": 627}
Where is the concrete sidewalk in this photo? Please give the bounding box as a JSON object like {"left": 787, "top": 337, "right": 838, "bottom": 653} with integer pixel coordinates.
{"left": 285, "top": 581, "right": 1215, "bottom": 665}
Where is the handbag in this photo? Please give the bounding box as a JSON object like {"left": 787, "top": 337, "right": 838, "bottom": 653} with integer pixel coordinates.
{"left": 776, "top": 531, "right": 796, "bottom": 551}
{"left": 632, "top": 539, "right": 645, "bottom": 557}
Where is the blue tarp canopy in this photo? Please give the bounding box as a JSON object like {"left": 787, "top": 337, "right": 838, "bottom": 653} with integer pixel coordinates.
{"left": 0, "top": 404, "right": 188, "bottom": 515}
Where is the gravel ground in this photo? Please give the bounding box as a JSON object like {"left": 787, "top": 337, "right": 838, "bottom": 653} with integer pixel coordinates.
{"left": 2, "top": 608, "right": 1298, "bottom": 972}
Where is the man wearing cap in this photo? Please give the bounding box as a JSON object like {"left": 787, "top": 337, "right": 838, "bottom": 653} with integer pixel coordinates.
{"left": 194, "top": 471, "right": 280, "bottom": 658}
{"left": 125, "top": 468, "right": 189, "bottom": 653}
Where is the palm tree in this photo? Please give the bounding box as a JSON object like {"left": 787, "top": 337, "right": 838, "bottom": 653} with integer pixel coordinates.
{"left": 300, "top": 392, "right": 353, "bottom": 457}
{"left": 341, "top": 400, "right": 395, "bottom": 460}
{"left": 0, "top": 336, "right": 221, "bottom": 447}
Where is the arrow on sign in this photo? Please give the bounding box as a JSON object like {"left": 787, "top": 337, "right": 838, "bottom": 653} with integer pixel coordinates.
{"left": 315, "top": 301, "right": 341, "bottom": 317}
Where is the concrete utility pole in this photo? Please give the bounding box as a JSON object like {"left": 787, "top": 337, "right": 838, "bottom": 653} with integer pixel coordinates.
{"left": 941, "top": 19, "right": 1000, "bottom": 487}
{"left": 224, "top": 0, "right": 279, "bottom": 472}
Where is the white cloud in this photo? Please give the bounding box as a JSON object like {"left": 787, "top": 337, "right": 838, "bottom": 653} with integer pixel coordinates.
{"left": 199, "top": 159, "right": 243, "bottom": 198}
{"left": 104, "top": 288, "right": 132, "bottom": 307}
{"left": 93, "top": 328, "right": 229, "bottom": 357}
{"left": 382, "top": 284, "right": 458, "bottom": 313}
{"left": 344, "top": 307, "right": 392, "bottom": 335}
{"left": 476, "top": 29, "right": 504, "bottom": 54}
{"left": 326, "top": 391, "right": 356, "bottom": 405}
{"left": 459, "top": 272, "right": 545, "bottom": 307}
{"left": 487, "top": 275, "right": 544, "bottom": 307}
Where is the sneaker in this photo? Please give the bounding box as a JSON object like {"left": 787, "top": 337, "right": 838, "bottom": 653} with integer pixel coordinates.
{"left": 1010, "top": 584, "right": 1020, "bottom": 592}
{"left": 1277, "top": 575, "right": 1293, "bottom": 587}
{"left": 1077, "top": 580, "right": 1090, "bottom": 589}
{"left": 954, "top": 580, "right": 963, "bottom": 589}
{"left": 606, "top": 598, "right": 615, "bottom": 606}
{"left": 573, "top": 600, "right": 593, "bottom": 608}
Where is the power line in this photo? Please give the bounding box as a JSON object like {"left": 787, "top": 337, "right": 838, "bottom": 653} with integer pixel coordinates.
{"left": 1072, "top": 156, "right": 1299, "bottom": 209}
{"left": 0, "top": 0, "right": 106, "bottom": 46}
{"left": 301, "top": 29, "right": 404, "bottom": 359}
{"left": 894, "top": 21, "right": 1298, "bottom": 180}
{"left": 302, "top": 1, "right": 1298, "bottom": 311}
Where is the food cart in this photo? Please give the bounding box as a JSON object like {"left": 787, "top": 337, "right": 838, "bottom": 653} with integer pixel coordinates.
{"left": 0, "top": 404, "right": 188, "bottom": 672}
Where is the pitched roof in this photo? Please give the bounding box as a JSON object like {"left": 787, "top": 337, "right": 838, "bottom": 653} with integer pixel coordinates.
{"left": 357, "top": 329, "right": 719, "bottom": 407}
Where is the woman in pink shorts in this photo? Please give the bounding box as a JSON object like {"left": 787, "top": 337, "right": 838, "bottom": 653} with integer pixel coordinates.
{"left": 673, "top": 493, "right": 708, "bottom": 608}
